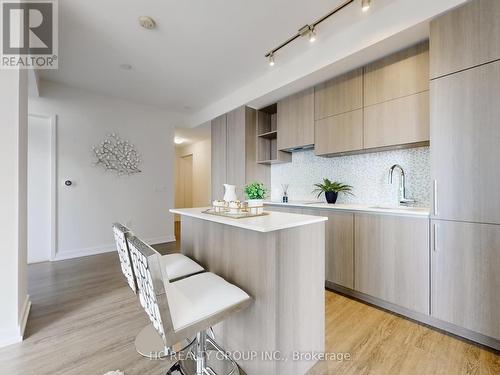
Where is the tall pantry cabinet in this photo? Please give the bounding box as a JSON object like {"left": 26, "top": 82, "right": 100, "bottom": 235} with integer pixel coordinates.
{"left": 430, "top": 0, "right": 500, "bottom": 342}
{"left": 211, "top": 106, "right": 270, "bottom": 201}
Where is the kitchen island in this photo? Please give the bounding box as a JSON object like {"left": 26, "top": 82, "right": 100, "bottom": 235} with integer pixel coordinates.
{"left": 170, "top": 207, "right": 327, "bottom": 375}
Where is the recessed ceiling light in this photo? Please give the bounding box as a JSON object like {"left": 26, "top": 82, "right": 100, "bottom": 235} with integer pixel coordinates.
{"left": 120, "top": 64, "right": 132, "bottom": 70}
{"left": 362, "top": 0, "right": 371, "bottom": 12}
{"left": 174, "top": 137, "right": 185, "bottom": 144}
{"left": 139, "top": 16, "right": 156, "bottom": 30}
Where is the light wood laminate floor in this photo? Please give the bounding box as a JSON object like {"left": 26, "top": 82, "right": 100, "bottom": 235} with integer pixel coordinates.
{"left": 0, "top": 249, "right": 498, "bottom": 375}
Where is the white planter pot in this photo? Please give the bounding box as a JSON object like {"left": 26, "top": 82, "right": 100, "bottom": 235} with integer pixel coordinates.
{"left": 247, "top": 199, "right": 264, "bottom": 214}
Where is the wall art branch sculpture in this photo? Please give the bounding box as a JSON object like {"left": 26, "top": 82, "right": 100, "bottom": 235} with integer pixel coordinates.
{"left": 93, "top": 133, "right": 142, "bottom": 175}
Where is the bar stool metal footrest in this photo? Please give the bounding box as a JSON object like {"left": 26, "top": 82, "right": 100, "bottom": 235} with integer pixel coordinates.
{"left": 166, "top": 332, "right": 241, "bottom": 375}
{"left": 135, "top": 323, "right": 195, "bottom": 359}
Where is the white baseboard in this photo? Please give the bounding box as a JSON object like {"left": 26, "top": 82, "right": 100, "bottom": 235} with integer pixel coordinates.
{"left": 53, "top": 235, "right": 176, "bottom": 261}
{"left": 0, "top": 295, "right": 31, "bottom": 348}
{"left": 19, "top": 295, "right": 31, "bottom": 339}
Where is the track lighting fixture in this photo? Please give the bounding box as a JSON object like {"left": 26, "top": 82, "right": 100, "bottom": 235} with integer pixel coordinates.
{"left": 362, "top": 0, "right": 371, "bottom": 12}
{"left": 269, "top": 53, "right": 275, "bottom": 66}
{"left": 265, "top": 0, "right": 365, "bottom": 65}
{"left": 308, "top": 27, "right": 316, "bottom": 43}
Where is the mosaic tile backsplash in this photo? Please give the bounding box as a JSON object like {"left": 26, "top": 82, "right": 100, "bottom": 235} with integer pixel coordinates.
{"left": 270, "top": 147, "right": 431, "bottom": 207}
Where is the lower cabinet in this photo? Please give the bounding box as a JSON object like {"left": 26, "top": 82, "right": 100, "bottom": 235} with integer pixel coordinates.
{"left": 264, "top": 205, "right": 303, "bottom": 214}
{"left": 266, "top": 206, "right": 354, "bottom": 289}
{"left": 354, "top": 213, "right": 430, "bottom": 314}
{"left": 431, "top": 220, "right": 500, "bottom": 340}
{"left": 319, "top": 210, "right": 354, "bottom": 289}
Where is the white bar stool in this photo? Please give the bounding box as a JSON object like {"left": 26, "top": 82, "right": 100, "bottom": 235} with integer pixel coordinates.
{"left": 127, "top": 235, "right": 252, "bottom": 375}
{"left": 113, "top": 223, "right": 204, "bottom": 359}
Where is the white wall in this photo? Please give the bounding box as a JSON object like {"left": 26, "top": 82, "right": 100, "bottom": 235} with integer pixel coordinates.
{"left": 0, "top": 69, "right": 30, "bottom": 347}
{"left": 27, "top": 115, "right": 53, "bottom": 263}
{"left": 30, "top": 81, "right": 179, "bottom": 260}
{"left": 271, "top": 147, "right": 430, "bottom": 207}
{"left": 175, "top": 139, "right": 211, "bottom": 210}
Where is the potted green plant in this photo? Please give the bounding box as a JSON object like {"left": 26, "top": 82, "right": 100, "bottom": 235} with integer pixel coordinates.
{"left": 244, "top": 182, "right": 267, "bottom": 214}
{"left": 312, "top": 178, "right": 353, "bottom": 204}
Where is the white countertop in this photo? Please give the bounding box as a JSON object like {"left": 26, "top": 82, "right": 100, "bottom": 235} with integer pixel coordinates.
{"left": 170, "top": 207, "right": 328, "bottom": 233}
{"left": 264, "top": 201, "right": 430, "bottom": 217}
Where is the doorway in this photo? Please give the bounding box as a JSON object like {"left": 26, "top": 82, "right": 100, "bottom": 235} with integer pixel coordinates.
{"left": 27, "top": 114, "right": 56, "bottom": 263}
{"left": 174, "top": 154, "right": 193, "bottom": 240}
{"left": 178, "top": 154, "right": 193, "bottom": 208}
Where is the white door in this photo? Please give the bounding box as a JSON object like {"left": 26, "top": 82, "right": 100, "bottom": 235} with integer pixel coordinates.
{"left": 28, "top": 115, "right": 53, "bottom": 263}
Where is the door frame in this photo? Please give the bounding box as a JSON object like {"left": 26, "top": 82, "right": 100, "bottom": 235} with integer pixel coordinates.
{"left": 28, "top": 113, "right": 57, "bottom": 261}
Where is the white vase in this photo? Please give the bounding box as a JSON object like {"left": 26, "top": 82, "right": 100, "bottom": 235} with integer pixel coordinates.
{"left": 247, "top": 199, "right": 264, "bottom": 214}
{"left": 223, "top": 184, "right": 238, "bottom": 202}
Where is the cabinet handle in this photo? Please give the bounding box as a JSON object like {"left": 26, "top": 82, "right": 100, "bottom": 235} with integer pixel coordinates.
{"left": 433, "top": 180, "right": 438, "bottom": 216}
{"left": 433, "top": 223, "right": 439, "bottom": 252}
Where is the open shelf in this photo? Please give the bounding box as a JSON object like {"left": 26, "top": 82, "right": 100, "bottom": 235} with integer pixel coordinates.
{"left": 257, "top": 159, "right": 291, "bottom": 165}
{"left": 258, "top": 130, "right": 278, "bottom": 139}
{"left": 256, "top": 103, "right": 291, "bottom": 165}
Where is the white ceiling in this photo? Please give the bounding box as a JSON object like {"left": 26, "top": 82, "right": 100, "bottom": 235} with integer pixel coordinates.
{"left": 41, "top": 0, "right": 467, "bottom": 127}
{"left": 42, "top": 0, "right": 351, "bottom": 113}
{"left": 175, "top": 122, "right": 211, "bottom": 146}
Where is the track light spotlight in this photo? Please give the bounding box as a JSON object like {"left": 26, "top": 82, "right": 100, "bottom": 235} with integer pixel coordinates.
{"left": 264, "top": 0, "right": 356, "bottom": 65}
{"left": 269, "top": 53, "right": 275, "bottom": 66}
{"left": 362, "top": 0, "right": 371, "bottom": 12}
{"left": 309, "top": 27, "right": 316, "bottom": 43}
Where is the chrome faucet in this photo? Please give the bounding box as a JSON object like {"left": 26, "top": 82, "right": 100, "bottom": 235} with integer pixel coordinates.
{"left": 388, "top": 164, "right": 415, "bottom": 206}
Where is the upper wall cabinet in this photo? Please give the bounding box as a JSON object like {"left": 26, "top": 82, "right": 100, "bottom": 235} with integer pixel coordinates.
{"left": 363, "top": 42, "right": 430, "bottom": 150}
{"left": 314, "top": 69, "right": 364, "bottom": 156}
{"left": 364, "top": 42, "right": 429, "bottom": 106}
{"left": 314, "top": 68, "right": 363, "bottom": 120}
{"left": 315, "top": 110, "right": 363, "bottom": 155}
{"left": 277, "top": 88, "right": 315, "bottom": 151}
{"left": 430, "top": 0, "right": 500, "bottom": 79}
{"left": 363, "top": 91, "right": 429, "bottom": 149}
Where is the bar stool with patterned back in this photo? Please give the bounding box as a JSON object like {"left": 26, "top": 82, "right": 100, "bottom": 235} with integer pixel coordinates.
{"left": 127, "top": 235, "right": 252, "bottom": 375}
{"left": 112, "top": 223, "right": 204, "bottom": 358}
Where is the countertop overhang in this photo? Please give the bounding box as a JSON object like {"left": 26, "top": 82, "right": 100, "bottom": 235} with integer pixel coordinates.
{"left": 170, "top": 207, "right": 328, "bottom": 233}
{"left": 264, "top": 201, "right": 430, "bottom": 217}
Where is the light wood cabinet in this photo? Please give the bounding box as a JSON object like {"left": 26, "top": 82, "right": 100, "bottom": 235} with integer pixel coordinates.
{"left": 430, "top": 61, "right": 500, "bottom": 224}
{"left": 266, "top": 205, "right": 303, "bottom": 214}
{"left": 364, "top": 42, "right": 429, "bottom": 106}
{"left": 322, "top": 211, "right": 354, "bottom": 289}
{"left": 277, "top": 88, "right": 315, "bottom": 150}
{"left": 211, "top": 114, "right": 227, "bottom": 201}
{"left": 430, "top": 0, "right": 500, "bottom": 79}
{"left": 313, "top": 44, "right": 429, "bottom": 156}
{"left": 268, "top": 206, "right": 354, "bottom": 289}
{"left": 362, "top": 42, "right": 430, "bottom": 150}
{"left": 364, "top": 91, "right": 429, "bottom": 149}
{"left": 226, "top": 107, "right": 246, "bottom": 193}
{"left": 211, "top": 106, "right": 269, "bottom": 201}
{"left": 431, "top": 220, "right": 500, "bottom": 340}
{"left": 354, "top": 213, "right": 429, "bottom": 314}
{"left": 314, "top": 69, "right": 363, "bottom": 120}
{"left": 314, "top": 109, "right": 363, "bottom": 155}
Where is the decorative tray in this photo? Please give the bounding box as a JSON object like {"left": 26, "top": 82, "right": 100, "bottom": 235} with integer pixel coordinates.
{"left": 202, "top": 208, "right": 269, "bottom": 219}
